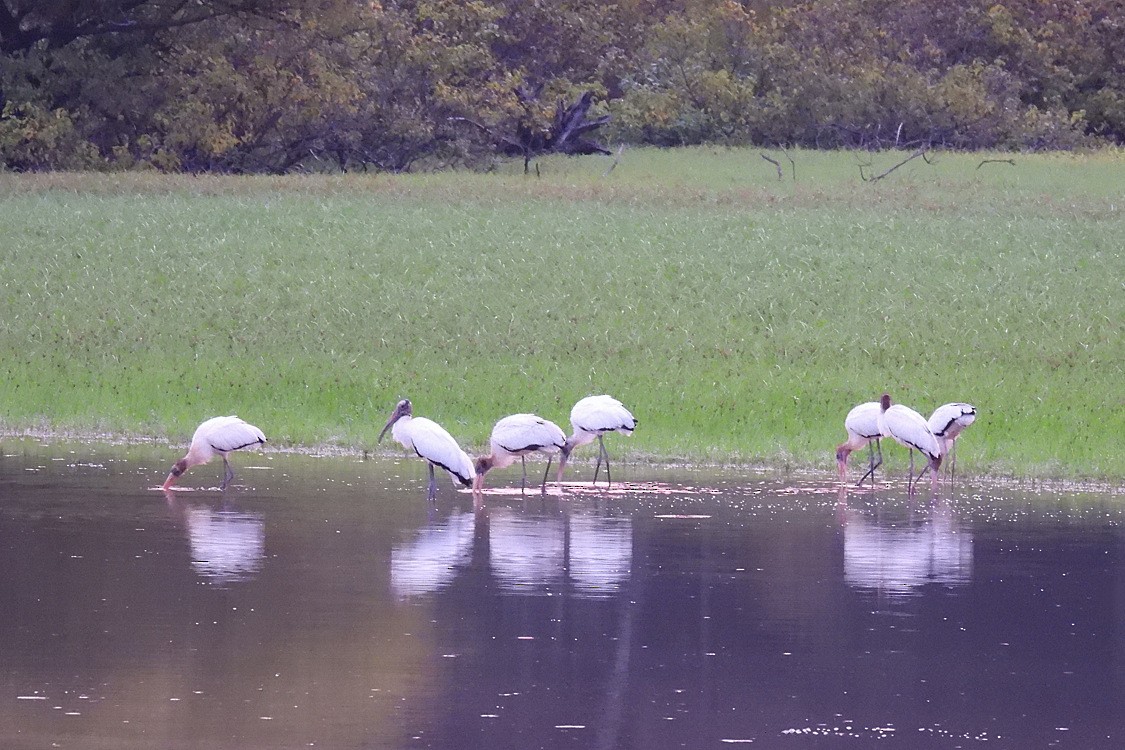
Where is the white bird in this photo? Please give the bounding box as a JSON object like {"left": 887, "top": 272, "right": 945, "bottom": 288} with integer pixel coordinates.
{"left": 928, "top": 402, "right": 977, "bottom": 479}
{"left": 835, "top": 401, "right": 883, "bottom": 485}
{"left": 557, "top": 395, "right": 637, "bottom": 486}
{"left": 877, "top": 393, "right": 942, "bottom": 493}
{"left": 378, "top": 399, "right": 475, "bottom": 501}
{"left": 162, "top": 415, "right": 267, "bottom": 490}
{"left": 474, "top": 413, "right": 566, "bottom": 494}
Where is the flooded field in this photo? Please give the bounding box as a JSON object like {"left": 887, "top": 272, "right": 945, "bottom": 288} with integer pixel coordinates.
{"left": 1, "top": 439, "right": 1122, "bottom": 749}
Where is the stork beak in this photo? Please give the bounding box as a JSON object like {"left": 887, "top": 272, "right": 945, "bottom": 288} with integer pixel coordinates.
{"left": 378, "top": 400, "right": 410, "bottom": 443}
{"left": 556, "top": 445, "right": 571, "bottom": 484}
{"left": 162, "top": 459, "right": 187, "bottom": 490}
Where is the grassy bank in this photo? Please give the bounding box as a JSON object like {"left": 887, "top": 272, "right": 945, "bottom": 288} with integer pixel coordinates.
{"left": 1, "top": 149, "right": 1122, "bottom": 479}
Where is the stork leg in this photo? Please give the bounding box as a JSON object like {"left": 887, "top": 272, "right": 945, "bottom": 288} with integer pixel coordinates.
{"left": 220, "top": 455, "right": 234, "bottom": 490}
{"left": 916, "top": 462, "right": 931, "bottom": 486}
{"left": 907, "top": 450, "right": 916, "bottom": 494}
{"left": 863, "top": 442, "right": 877, "bottom": 484}
{"left": 519, "top": 457, "right": 529, "bottom": 495}
{"left": 592, "top": 436, "right": 613, "bottom": 487}
{"left": 426, "top": 463, "right": 437, "bottom": 502}
{"left": 540, "top": 457, "right": 553, "bottom": 494}
{"left": 603, "top": 438, "right": 612, "bottom": 487}
{"left": 855, "top": 439, "right": 884, "bottom": 486}
{"left": 949, "top": 441, "right": 957, "bottom": 483}
{"left": 592, "top": 436, "right": 605, "bottom": 486}
{"left": 910, "top": 453, "right": 933, "bottom": 494}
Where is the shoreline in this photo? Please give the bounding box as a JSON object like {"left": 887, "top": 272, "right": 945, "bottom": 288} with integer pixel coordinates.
{"left": 4, "top": 427, "right": 1121, "bottom": 495}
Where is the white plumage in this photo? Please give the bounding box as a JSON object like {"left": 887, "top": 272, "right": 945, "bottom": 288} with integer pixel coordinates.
{"left": 928, "top": 402, "right": 977, "bottom": 478}
{"left": 877, "top": 394, "right": 942, "bottom": 493}
{"left": 557, "top": 395, "right": 637, "bottom": 486}
{"left": 835, "top": 401, "right": 883, "bottom": 484}
{"left": 379, "top": 399, "right": 475, "bottom": 500}
{"left": 163, "top": 415, "right": 266, "bottom": 490}
{"left": 474, "top": 413, "right": 566, "bottom": 494}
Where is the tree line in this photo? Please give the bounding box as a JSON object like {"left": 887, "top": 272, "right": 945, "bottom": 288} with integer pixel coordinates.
{"left": 1, "top": 0, "right": 1121, "bottom": 173}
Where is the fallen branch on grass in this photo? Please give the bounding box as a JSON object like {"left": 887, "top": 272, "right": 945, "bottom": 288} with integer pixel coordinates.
{"left": 761, "top": 153, "right": 783, "bottom": 180}
{"left": 977, "top": 158, "right": 1016, "bottom": 170}
{"left": 859, "top": 148, "right": 930, "bottom": 182}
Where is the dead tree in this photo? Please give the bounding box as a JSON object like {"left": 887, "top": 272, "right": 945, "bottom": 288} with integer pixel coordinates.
{"left": 452, "top": 88, "right": 611, "bottom": 174}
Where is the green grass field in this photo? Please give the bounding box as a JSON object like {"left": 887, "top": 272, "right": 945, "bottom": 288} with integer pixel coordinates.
{"left": 1, "top": 148, "right": 1122, "bottom": 480}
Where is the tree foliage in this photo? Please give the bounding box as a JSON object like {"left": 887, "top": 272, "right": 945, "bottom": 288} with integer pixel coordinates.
{"left": 1, "top": 0, "right": 1120, "bottom": 172}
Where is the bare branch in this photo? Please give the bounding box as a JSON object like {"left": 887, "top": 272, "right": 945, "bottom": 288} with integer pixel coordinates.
{"left": 447, "top": 116, "right": 525, "bottom": 153}
{"left": 861, "top": 148, "right": 929, "bottom": 182}
{"left": 760, "top": 153, "right": 782, "bottom": 180}
{"left": 855, "top": 152, "right": 874, "bottom": 182}
{"left": 977, "top": 158, "right": 1016, "bottom": 170}
{"left": 602, "top": 144, "right": 625, "bottom": 177}
{"left": 2, "top": 0, "right": 274, "bottom": 54}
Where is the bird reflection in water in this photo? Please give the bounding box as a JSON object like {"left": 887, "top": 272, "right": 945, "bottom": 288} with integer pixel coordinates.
{"left": 837, "top": 486, "right": 972, "bottom": 597}
{"left": 390, "top": 508, "right": 477, "bottom": 600}
{"left": 164, "top": 490, "right": 266, "bottom": 585}
{"left": 389, "top": 500, "right": 633, "bottom": 601}
{"left": 490, "top": 511, "right": 632, "bottom": 598}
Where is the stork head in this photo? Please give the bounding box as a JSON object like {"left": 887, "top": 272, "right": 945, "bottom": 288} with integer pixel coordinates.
{"left": 880, "top": 393, "right": 892, "bottom": 412}
{"left": 471, "top": 457, "right": 493, "bottom": 495}
{"left": 555, "top": 440, "right": 574, "bottom": 483}
{"left": 474, "top": 455, "right": 494, "bottom": 478}
{"left": 378, "top": 399, "right": 412, "bottom": 443}
{"left": 834, "top": 444, "right": 851, "bottom": 481}
{"left": 162, "top": 458, "right": 189, "bottom": 490}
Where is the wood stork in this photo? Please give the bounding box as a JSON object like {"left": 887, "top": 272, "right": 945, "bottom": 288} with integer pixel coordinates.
{"left": 557, "top": 395, "right": 637, "bottom": 487}
{"left": 379, "top": 399, "right": 475, "bottom": 501}
{"left": 877, "top": 393, "right": 942, "bottom": 493}
{"left": 162, "top": 415, "right": 266, "bottom": 490}
{"left": 928, "top": 402, "right": 977, "bottom": 479}
{"left": 835, "top": 401, "right": 883, "bottom": 485}
{"left": 474, "top": 413, "right": 566, "bottom": 494}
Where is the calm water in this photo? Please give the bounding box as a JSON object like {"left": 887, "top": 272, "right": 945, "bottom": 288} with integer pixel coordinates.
{"left": 1, "top": 439, "right": 1122, "bottom": 749}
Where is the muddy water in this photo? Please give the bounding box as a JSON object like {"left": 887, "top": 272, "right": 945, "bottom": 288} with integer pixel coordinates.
{"left": 1, "top": 439, "right": 1122, "bottom": 749}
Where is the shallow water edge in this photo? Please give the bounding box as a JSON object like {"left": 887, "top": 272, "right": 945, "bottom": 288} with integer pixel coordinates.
{"left": 2, "top": 430, "right": 1121, "bottom": 492}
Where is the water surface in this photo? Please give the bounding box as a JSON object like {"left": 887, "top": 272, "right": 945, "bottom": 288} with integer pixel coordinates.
{"left": 1, "top": 439, "right": 1122, "bottom": 749}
